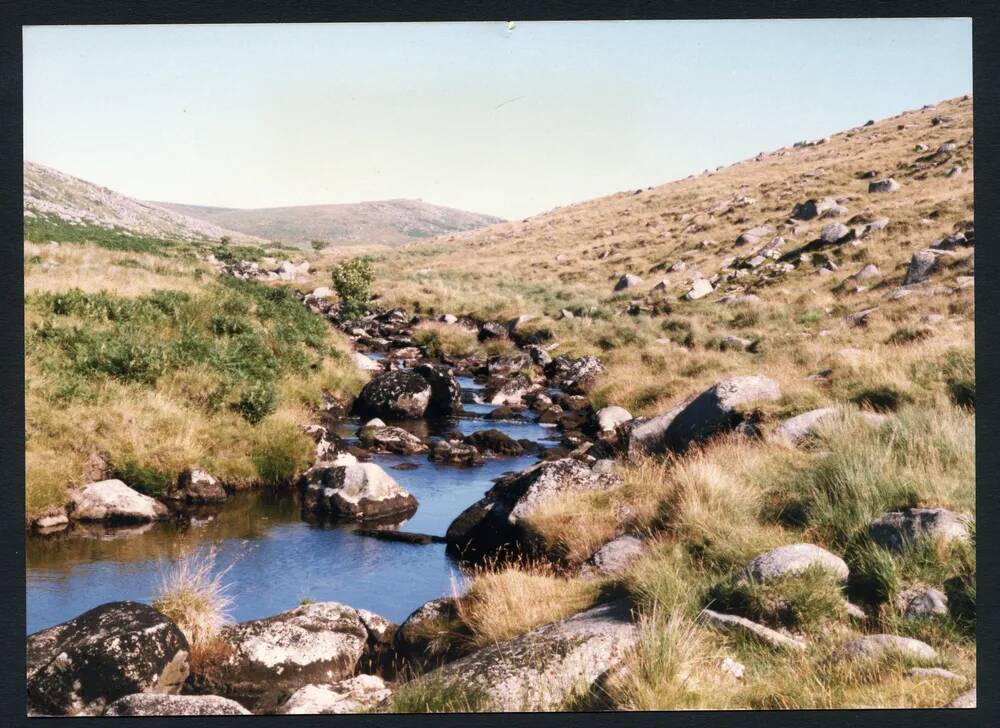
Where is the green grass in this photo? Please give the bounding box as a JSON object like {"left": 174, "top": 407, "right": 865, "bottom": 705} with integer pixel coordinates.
{"left": 386, "top": 679, "right": 491, "bottom": 713}
{"left": 707, "top": 567, "right": 847, "bottom": 630}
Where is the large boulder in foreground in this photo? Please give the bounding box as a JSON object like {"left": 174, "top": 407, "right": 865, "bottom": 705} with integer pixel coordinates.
{"left": 27, "top": 601, "right": 190, "bottom": 716}
{"left": 67, "top": 479, "right": 168, "bottom": 523}
{"left": 194, "top": 602, "right": 370, "bottom": 711}
{"left": 353, "top": 370, "right": 432, "bottom": 420}
{"left": 104, "top": 694, "right": 250, "bottom": 716}
{"left": 413, "top": 364, "right": 463, "bottom": 417}
{"left": 407, "top": 600, "right": 637, "bottom": 712}
{"left": 659, "top": 375, "right": 780, "bottom": 452}
{"left": 300, "top": 462, "right": 417, "bottom": 521}
{"left": 446, "top": 458, "right": 621, "bottom": 559}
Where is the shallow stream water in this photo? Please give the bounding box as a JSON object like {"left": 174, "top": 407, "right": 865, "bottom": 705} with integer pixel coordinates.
{"left": 26, "top": 375, "right": 559, "bottom": 633}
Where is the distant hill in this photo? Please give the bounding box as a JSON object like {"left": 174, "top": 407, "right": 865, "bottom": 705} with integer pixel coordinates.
{"left": 23, "top": 162, "right": 260, "bottom": 244}
{"left": 152, "top": 199, "right": 505, "bottom": 249}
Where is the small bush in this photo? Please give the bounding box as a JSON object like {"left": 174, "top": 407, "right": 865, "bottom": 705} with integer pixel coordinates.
{"left": 332, "top": 257, "right": 375, "bottom": 319}
{"left": 235, "top": 381, "right": 279, "bottom": 424}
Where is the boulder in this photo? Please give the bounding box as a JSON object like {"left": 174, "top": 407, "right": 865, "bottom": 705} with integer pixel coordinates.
{"left": 905, "top": 667, "right": 965, "bottom": 682}
{"left": 197, "top": 602, "right": 370, "bottom": 710}
{"left": 67, "top": 479, "right": 168, "bottom": 523}
{"left": 828, "top": 634, "right": 937, "bottom": 665}
{"left": 104, "top": 694, "right": 250, "bottom": 716}
{"left": 896, "top": 585, "right": 948, "bottom": 619}
{"left": 409, "top": 600, "right": 638, "bottom": 712}
{"left": 701, "top": 609, "right": 806, "bottom": 652}
{"left": 485, "top": 372, "right": 534, "bottom": 406}
{"left": 465, "top": 428, "right": 524, "bottom": 456}
{"left": 358, "top": 425, "right": 429, "bottom": 455}
{"left": 165, "top": 468, "right": 226, "bottom": 504}
{"left": 526, "top": 345, "right": 553, "bottom": 367}
{"left": 413, "top": 364, "right": 463, "bottom": 417}
{"left": 277, "top": 675, "right": 392, "bottom": 714}
{"left": 485, "top": 354, "right": 531, "bottom": 376}
{"left": 791, "top": 197, "right": 840, "bottom": 221}
{"left": 299, "top": 462, "right": 418, "bottom": 521}
{"left": 353, "top": 352, "right": 382, "bottom": 371}
{"left": 743, "top": 543, "right": 849, "bottom": 582}
{"left": 851, "top": 263, "right": 881, "bottom": 281}
{"left": 626, "top": 401, "right": 689, "bottom": 457}
{"left": 660, "top": 375, "right": 781, "bottom": 452}
{"left": 819, "top": 222, "right": 853, "bottom": 245}
{"left": 944, "top": 688, "right": 976, "bottom": 708}
{"left": 446, "top": 458, "right": 621, "bottom": 558}
{"left": 545, "top": 355, "right": 605, "bottom": 394}
{"left": 868, "top": 508, "right": 972, "bottom": 551}
{"left": 27, "top": 602, "right": 190, "bottom": 716}
{"left": 685, "top": 278, "right": 714, "bottom": 300}
{"left": 592, "top": 405, "right": 633, "bottom": 433}
{"left": 614, "top": 273, "right": 643, "bottom": 291}
{"left": 478, "top": 321, "right": 508, "bottom": 342}
{"left": 868, "top": 178, "right": 901, "bottom": 193}
{"left": 773, "top": 407, "right": 838, "bottom": 446}
{"left": 392, "top": 597, "right": 466, "bottom": 673}
{"left": 903, "top": 249, "right": 939, "bottom": 285}
{"left": 580, "top": 535, "right": 645, "bottom": 577}
{"left": 736, "top": 224, "right": 774, "bottom": 247}
{"left": 353, "top": 370, "right": 431, "bottom": 420}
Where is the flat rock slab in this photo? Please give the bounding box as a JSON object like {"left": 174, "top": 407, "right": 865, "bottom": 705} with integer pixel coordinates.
{"left": 701, "top": 609, "right": 806, "bottom": 652}
{"left": 104, "top": 694, "right": 250, "bottom": 716}
{"left": 410, "top": 600, "right": 638, "bottom": 712}
{"left": 27, "top": 601, "right": 190, "bottom": 716}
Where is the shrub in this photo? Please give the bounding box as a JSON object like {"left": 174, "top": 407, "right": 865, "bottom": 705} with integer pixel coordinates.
{"left": 235, "top": 381, "right": 279, "bottom": 424}
{"left": 331, "top": 257, "right": 374, "bottom": 319}
{"left": 310, "top": 239, "right": 330, "bottom": 252}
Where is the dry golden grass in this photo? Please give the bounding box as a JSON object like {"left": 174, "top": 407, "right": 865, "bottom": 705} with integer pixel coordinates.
{"left": 153, "top": 547, "right": 233, "bottom": 645}
{"left": 455, "top": 561, "right": 605, "bottom": 645}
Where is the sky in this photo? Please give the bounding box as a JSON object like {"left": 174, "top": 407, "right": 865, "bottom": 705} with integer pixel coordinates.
{"left": 23, "top": 19, "right": 972, "bottom": 220}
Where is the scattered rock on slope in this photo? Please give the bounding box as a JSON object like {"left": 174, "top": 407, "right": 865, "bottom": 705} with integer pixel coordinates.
{"left": 868, "top": 508, "right": 972, "bottom": 551}
{"left": 743, "top": 543, "right": 849, "bottom": 582}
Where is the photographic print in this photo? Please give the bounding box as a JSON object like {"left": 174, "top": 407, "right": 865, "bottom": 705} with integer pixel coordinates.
{"left": 23, "top": 18, "right": 975, "bottom": 716}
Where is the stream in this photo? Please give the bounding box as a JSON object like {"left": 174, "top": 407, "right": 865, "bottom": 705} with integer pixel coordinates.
{"left": 26, "top": 374, "right": 560, "bottom": 634}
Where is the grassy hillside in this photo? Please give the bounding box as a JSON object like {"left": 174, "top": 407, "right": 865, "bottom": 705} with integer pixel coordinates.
{"left": 24, "top": 227, "right": 363, "bottom": 520}
{"left": 318, "top": 95, "right": 975, "bottom": 710}
{"left": 153, "top": 198, "right": 505, "bottom": 250}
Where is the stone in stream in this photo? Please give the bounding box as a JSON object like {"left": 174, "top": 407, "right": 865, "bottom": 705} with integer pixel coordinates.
{"left": 352, "top": 370, "right": 432, "bottom": 420}
{"left": 192, "top": 602, "right": 376, "bottom": 711}
{"left": 277, "top": 675, "right": 393, "bottom": 715}
{"left": 446, "top": 458, "right": 622, "bottom": 559}
{"left": 429, "top": 439, "right": 485, "bottom": 466}
{"left": 412, "top": 363, "right": 463, "bottom": 417}
{"left": 299, "top": 462, "right": 418, "bottom": 521}
{"left": 67, "top": 479, "right": 168, "bottom": 523}
{"left": 465, "top": 428, "right": 525, "bottom": 456}
{"left": 357, "top": 425, "right": 429, "bottom": 455}
{"left": 104, "top": 694, "right": 250, "bottom": 716}
{"left": 163, "top": 468, "right": 227, "bottom": 504}
{"left": 485, "top": 372, "right": 534, "bottom": 406}
{"left": 27, "top": 601, "right": 190, "bottom": 716}
{"left": 406, "top": 600, "right": 638, "bottom": 712}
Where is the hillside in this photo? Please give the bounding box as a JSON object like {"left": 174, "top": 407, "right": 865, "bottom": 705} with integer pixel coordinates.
{"left": 153, "top": 198, "right": 505, "bottom": 249}
{"left": 23, "top": 162, "right": 261, "bottom": 244}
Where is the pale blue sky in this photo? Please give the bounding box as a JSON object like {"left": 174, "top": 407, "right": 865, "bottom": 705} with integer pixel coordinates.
{"left": 24, "top": 20, "right": 972, "bottom": 219}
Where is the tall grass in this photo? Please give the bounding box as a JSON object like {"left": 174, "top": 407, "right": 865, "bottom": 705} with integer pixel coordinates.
{"left": 153, "top": 547, "right": 233, "bottom": 645}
